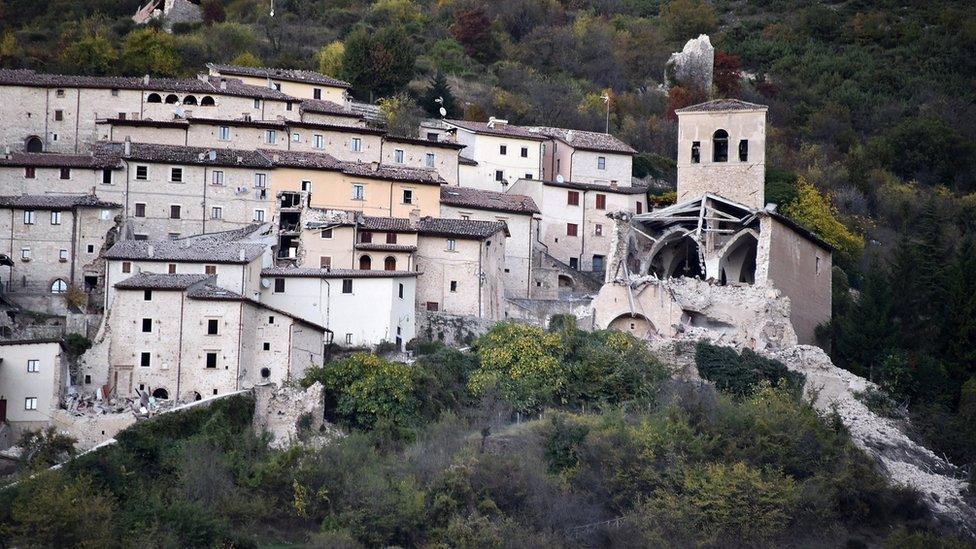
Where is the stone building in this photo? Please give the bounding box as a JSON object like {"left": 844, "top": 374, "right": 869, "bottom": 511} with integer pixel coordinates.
{"left": 526, "top": 126, "right": 636, "bottom": 186}
{"left": 381, "top": 135, "right": 464, "bottom": 187}
{"left": 0, "top": 195, "right": 121, "bottom": 313}
{"left": 0, "top": 339, "right": 66, "bottom": 438}
{"left": 442, "top": 119, "right": 546, "bottom": 191}
{"left": 87, "top": 272, "right": 327, "bottom": 401}
{"left": 207, "top": 63, "right": 351, "bottom": 105}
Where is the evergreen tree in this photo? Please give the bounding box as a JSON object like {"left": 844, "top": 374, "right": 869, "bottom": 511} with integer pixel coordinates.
{"left": 419, "top": 72, "right": 457, "bottom": 118}
{"left": 829, "top": 262, "right": 897, "bottom": 378}
{"left": 339, "top": 26, "right": 374, "bottom": 100}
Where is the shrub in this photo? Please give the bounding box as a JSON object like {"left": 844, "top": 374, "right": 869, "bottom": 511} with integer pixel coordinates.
{"left": 695, "top": 342, "right": 804, "bottom": 397}
{"left": 469, "top": 323, "right": 566, "bottom": 413}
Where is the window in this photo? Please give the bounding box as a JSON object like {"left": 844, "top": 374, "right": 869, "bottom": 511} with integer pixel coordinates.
{"left": 136, "top": 165, "right": 148, "bottom": 180}
{"left": 25, "top": 397, "right": 37, "bottom": 411}
{"left": 351, "top": 138, "right": 362, "bottom": 152}
{"left": 60, "top": 167, "right": 70, "bottom": 180}
{"left": 342, "top": 279, "right": 353, "bottom": 293}
{"left": 142, "top": 318, "right": 152, "bottom": 333}
{"left": 592, "top": 255, "right": 605, "bottom": 272}
{"left": 207, "top": 319, "right": 219, "bottom": 335}
{"left": 205, "top": 352, "right": 218, "bottom": 369}
{"left": 212, "top": 170, "right": 224, "bottom": 186}
{"left": 144, "top": 289, "right": 152, "bottom": 300}
{"left": 712, "top": 130, "right": 728, "bottom": 162}
{"left": 211, "top": 206, "right": 222, "bottom": 219}
{"left": 321, "top": 228, "right": 333, "bottom": 239}
{"left": 20, "top": 248, "right": 30, "bottom": 260}
{"left": 167, "top": 264, "right": 177, "bottom": 274}
{"left": 345, "top": 333, "right": 353, "bottom": 345}
{"left": 594, "top": 223, "right": 603, "bottom": 236}
{"left": 815, "top": 256, "right": 822, "bottom": 275}
{"left": 140, "top": 352, "right": 151, "bottom": 367}
{"left": 425, "top": 153, "right": 435, "bottom": 168}
{"left": 313, "top": 88, "right": 322, "bottom": 100}
{"left": 567, "top": 223, "right": 578, "bottom": 236}
{"left": 384, "top": 256, "right": 396, "bottom": 270}
{"left": 520, "top": 146, "right": 528, "bottom": 158}
{"left": 495, "top": 170, "right": 504, "bottom": 183}
{"left": 111, "top": 88, "right": 119, "bottom": 96}
{"left": 56, "top": 89, "right": 65, "bottom": 97}
{"left": 274, "top": 278, "right": 285, "bottom": 293}
{"left": 266, "top": 130, "right": 277, "bottom": 144}
{"left": 59, "top": 249, "right": 68, "bottom": 262}
{"left": 253, "top": 209, "right": 265, "bottom": 222}
{"left": 102, "top": 169, "right": 112, "bottom": 185}
{"left": 254, "top": 173, "right": 267, "bottom": 188}
{"left": 27, "top": 360, "right": 39, "bottom": 373}
{"left": 87, "top": 244, "right": 94, "bottom": 253}
{"left": 134, "top": 203, "right": 146, "bottom": 217}
{"left": 739, "top": 139, "right": 749, "bottom": 162}
{"left": 394, "top": 149, "right": 404, "bottom": 163}
{"left": 170, "top": 205, "right": 181, "bottom": 219}
{"left": 595, "top": 194, "right": 606, "bottom": 210}
{"left": 23, "top": 211, "right": 35, "bottom": 225}
{"left": 524, "top": 173, "right": 533, "bottom": 180}
{"left": 352, "top": 184, "right": 364, "bottom": 200}
{"left": 359, "top": 255, "right": 372, "bottom": 270}
{"left": 313, "top": 134, "right": 324, "bottom": 149}
{"left": 386, "top": 232, "right": 397, "bottom": 244}
{"left": 268, "top": 316, "right": 274, "bottom": 324}
{"left": 567, "top": 191, "right": 580, "bottom": 206}
{"left": 446, "top": 238, "right": 456, "bottom": 251}
{"left": 55, "top": 110, "right": 63, "bottom": 121}
{"left": 402, "top": 189, "right": 413, "bottom": 204}
{"left": 218, "top": 126, "right": 230, "bottom": 140}
{"left": 398, "top": 283, "right": 404, "bottom": 299}
{"left": 636, "top": 202, "right": 643, "bottom": 214}
{"left": 122, "top": 261, "right": 132, "bottom": 273}
{"left": 291, "top": 132, "right": 300, "bottom": 142}
{"left": 170, "top": 167, "right": 183, "bottom": 182}
{"left": 499, "top": 145, "right": 507, "bottom": 155}
{"left": 205, "top": 265, "right": 216, "bottom": 275}
{"left": 569, "top": 257, "right": 579, "bottom": 270}
{"left": 147, "top": 93, "right": 161, "bottom": 103}
{"left": 24, "top": 167, "right": 35, "bottom": 179}
{"left": 301, "top": 180, "right": 312, "bottom": 192}
{"left": 320, "top": 256, "right": 331, "bottom": 268}
{"left": 51, "top": 133, "right": 58, "bottom": 142}
{"left": 426, "top": 302, "right": 439, "bottom": 311}
{"left": 253, "top": 98, "right": 261, "bottom": 109}
{"left": 263, "top": 342, "right": 270, "bottom": 351}
{"left": 450, "top": 280, "right": 458, "bottom": 292}
{"left": 598, "top": 156, "right": 606, "bottom": 170}
{"left": 360, "top": 231, "right": 373, "bottom": 243}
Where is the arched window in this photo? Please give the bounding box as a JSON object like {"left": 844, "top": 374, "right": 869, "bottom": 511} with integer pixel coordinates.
{"left": 182, "top": 95, "right": 198, "bottom": 105}
{"left": 25, "top": 136, "right": 43, "bottom": 153}
{"left": 384, "top": 256, "right": 396, "bottom": 271}
{"left": 164, "top": 94, "right": 180, "bottom": 104}
{"left": 146, "top": 93, "right": 162, "bottom": 103}
{"left": 359, "top": 255, "right": 372, "bottom": 270}
{"left": 712, "top": 129, "right": 728, "bottom": 162}
{"left": 200, "top": 96, "right": 215, "bottom": 106}
{"left": 51, "top": 279, "right": 68, "bottom": 294}
{"left": 152, "top": 388, "right": 169, "bottom": 400}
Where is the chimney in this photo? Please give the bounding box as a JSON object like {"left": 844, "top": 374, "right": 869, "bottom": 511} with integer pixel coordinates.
{"left": 239, "top": 248, "right": 246, "bottom": 261}
{"left": 123, "top": 137, "right": 131, "bottom": 156}
{"left": 3, "top": 146, "right": 9, "bottom": 159}
{"left": 146, "top": 244, "right": 154, "bottom": 258}
{"left": 143, "top": 74, "right": 150, "bottom": 85}
{"left": 408, "top": 208, "right": 420, "bottom": 225}
{"left": 219, "top": 78, "right": 227, "bottom": 90}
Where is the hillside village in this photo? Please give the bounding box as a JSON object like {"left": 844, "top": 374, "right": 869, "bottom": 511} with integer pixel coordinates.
{"left": 1, "top": 26, "right": 976, "bottom": 543}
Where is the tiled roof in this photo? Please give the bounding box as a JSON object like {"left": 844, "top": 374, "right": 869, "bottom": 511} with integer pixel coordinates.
{"left": 287, "top": 120, "right": 386, "bottom": 135}
{"left": 300, "top": 99, "right": 360, "bottom": 118}
{"left": 676, "top": 99, "right": 767, "bottom": 113}
{"left": 417, "top": 217, "right": 508, "bottom": 239}
{"left": 259, "top": 149, "right": 340, "bottom": 170}
{"left": 175, "top": 223, "right": 267, "bottom": 246}
{"left": 0, "top": 69, "right": 294, "bottom": 100}
{"left": 114, "top": 273, "right": 213, "bottom": 290}
{"left": 458, "top": 154, "right": 478, "bottom": 166}
{"left": 541, "top": 179, "right": 649, "bottom": 195}
{"left": 354, "top": 243, "right": 418, "bottom": 252}
{"left": 527, "top": 126, "right": 636, "bottom": 154}
{"left": 384, "top": 135, "right": 466, "bottom": 150}
{"left": 261, "top": 267, "right": 420, "bottom": 279}
{"left": 0, "top": 338, "right": 63, "bottom": 347}
{"left": 341, "top": 162, "right": 445, "bottom": 186}
{"left": 207, "top": 63, "right": 351, "bottom": 89}
{"left": 360, "top": 216, "right": 416, "bottom": 232}
{"left": 186, "top": 282, "right": 331, "bottom": 333}
{"left": 96, "top": 118, "right": 189, "bottom": 129}
{"left": 187, "top": 116, "right": 287, "bottom": 129}
{"left": 0, "top": 194, "right": 121, "bottom": 210}
{"left": 440, "top": 186, "right": 539, "bottom": 215}
{"left": 94, "top": 142, "right": 273, "bottom": 169}
{"left": 444, "top": 119, "right": 547, "bottom": 141}
{"left": 104, "top": 238, "right": 266, "bottom": 264}
{"left": 0, "top": 151, "right": 121, "bottom": 169}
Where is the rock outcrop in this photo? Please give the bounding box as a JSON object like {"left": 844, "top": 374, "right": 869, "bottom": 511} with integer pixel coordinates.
{"left": 665, "top": 34, "right": 714, "bottom": 93}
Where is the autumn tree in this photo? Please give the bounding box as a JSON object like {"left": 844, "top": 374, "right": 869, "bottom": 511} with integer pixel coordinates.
{"left": 317, "top": 40, "right": 344, "bottom": 78}
{"left": 59, "top": 34, "right": 118, "bottom": 75}
{"left": 451, "top": 7, "right": 499, "bottom": 64}
{"left": 340, "top": 25, "right": 416, "bottom": 100}
{"left": 378, "top": 93, "right": 423, "bottom": 137}
{"left": 660, "top": 0, "right": 719, "bottom": 42}
{"left": 712, "top": 50, "right": 741, "bottom": 97}
{"left": 120, "top": 28, "right": 182, "bottom": 77}
{"left": 782, "top": 177, "right": 864, "bottom": 262}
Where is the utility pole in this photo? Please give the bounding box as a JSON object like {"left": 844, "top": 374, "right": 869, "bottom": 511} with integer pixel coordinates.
{"left": 601, "top": 93, "right": 611, "bottom": 133}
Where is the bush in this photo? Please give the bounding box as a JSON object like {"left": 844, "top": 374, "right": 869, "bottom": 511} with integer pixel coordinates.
{"left": 694, "top": 342, "right": 804, "bottom": 397}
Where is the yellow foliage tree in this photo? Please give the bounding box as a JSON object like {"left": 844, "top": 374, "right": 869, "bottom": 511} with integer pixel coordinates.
{"left": 782, "top": 177, "right": 865, "bottom": 260}
{"left": 317, "top": 41, "right": 345, "bottom": 77}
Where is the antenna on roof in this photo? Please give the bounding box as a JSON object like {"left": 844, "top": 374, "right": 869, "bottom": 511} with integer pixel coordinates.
{"left": 601, "top": 93, "right": 611, "bottom": 134}
{"left": 435, "top": 97, "right": 446, "bottom": 118}
{"left": 269, "top": 0, "right": 275, "bottom": 17}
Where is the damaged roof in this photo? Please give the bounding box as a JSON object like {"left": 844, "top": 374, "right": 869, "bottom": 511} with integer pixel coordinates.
{"left": 676, "top": 99, "right": 767, "bottom": 113}
{"left": 207, "top": 63, "right": 351, "bottom": 89}
{"left": 359, "top": 215, "right": 508, "bottom": 239}
{"left": 440, "top": 186, "right": 540, "bottom": 215}
{"left": 114, "top": 273, "right": 213, "bottom": 290}
{"left": 0, "top": 194, "right": 120, "bottom": 210}
{"left": 259, "top": 149, "right": 340, "bottom": 170}
{"left": 527, "top": 126, "right": 636, "bottom": 154}
{"left": 383, "top": 135, "right": 466, "bottom": 150}
{"left": 261, "top": 267, "right": 420, "bottom": 278}
{"left": 104, "top": 237, "right": 266, "bottom": 264}
{"left": 340, "top": 162, "right": 445, "bottom": 186}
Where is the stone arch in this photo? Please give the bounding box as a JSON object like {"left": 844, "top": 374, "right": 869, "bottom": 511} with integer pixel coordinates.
{"left": 713, "top": 129, "right": 729, "bottom": 162}
{"left": 648, "top": 231, "right": 703, "bottom": 279}
{"left": 557, "top": 274, "right": 573, "bottom": 288}
{"left": 200, "top": 96, "right": 216, "bottom": 106}
{"left": 260, "top": 367, "right": 271, "bottom": 379}
{"left": 164, "top": 94, "right": 180, "bottom": 104}
{"left": 182, "top": 95, "right": 198, "bottom": 105}
{"left": 384, "top": 256, "right": 396, "bottom": 271}
{"left": 718, "top": 229, "right": 759, "bottom": 285}
{"left": 152, "top": 387, "right": 169, "bottom": 400}
{"left": 191, "top": 391, "right": 202, "bottom": 401}
{"left": 146, "top": 93, "right": 162, "bottom": 103}
{"left": 50, "top": 278, "right": 68, "bottom": 294}
{"left": 359, "top": 255, "right": 372, "bottom": 270}
{"left": 608, "top": 313, "right": 657, "bottom": 339}
{"left": 25, "top": 136, "right": 43, "bottom": 153}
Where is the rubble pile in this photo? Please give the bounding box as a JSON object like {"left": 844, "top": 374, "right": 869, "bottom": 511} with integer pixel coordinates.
{"left": 63, "top": 386, "right": 178, "bottom": 419}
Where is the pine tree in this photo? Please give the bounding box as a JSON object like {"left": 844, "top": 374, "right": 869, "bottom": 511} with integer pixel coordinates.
{"left": 419, "top": 72, "right": 457, "bottom": 118}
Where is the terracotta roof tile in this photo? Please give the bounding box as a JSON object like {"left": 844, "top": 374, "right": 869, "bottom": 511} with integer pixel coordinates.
{"left": 0, "top": 151, "right": 121, "bottom": 169}
{"left": 444, "top": 119, "right": 547, "bottom": 141}
{"left": 676, "top": 99, "right": 767, "bottom": 113}
{"left": 440, "top": 186, "right": 539, "bottom": 215}
{"left": 526, "top": 126, "right": 636, "bottom": 154}
{"left": 0, "top": 194, "right": 121, "bottom": 210}
{"left": 94, "top": 142, "right": 273, "bottom": 169}
{"left": 104, "top": 237, "right": 266, "bottom": 264}
{"left": 114, "top": 273, "right": 213, "bottom": 290}
{"left": 300, "top": 98, "right": 360, "bottom": 118}
{"left": 541, "top": 178, "right": 649, "bottom": 195}
{"left": 207, "top": 63, "right": 351, "bottom": 89}
{"left": 261, "top": 267, "right": 420, "bottom": 278}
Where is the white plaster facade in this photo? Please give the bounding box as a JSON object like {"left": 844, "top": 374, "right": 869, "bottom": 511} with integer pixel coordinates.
{"left": 0, "top": 340, "right": 65, "bottom": 436}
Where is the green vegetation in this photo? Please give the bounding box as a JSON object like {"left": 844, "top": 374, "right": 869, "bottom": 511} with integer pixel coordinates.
{"left": 1, "top": 321, "right": 967, "bottom": 545}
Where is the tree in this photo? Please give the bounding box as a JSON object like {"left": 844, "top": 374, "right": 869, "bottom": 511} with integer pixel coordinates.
{"left": 451, "top": 7, "right": 499, "bottom": 64}
{"left": 200, "top": 0, "right": 225, "bottom": 25}
{"left": 230, "top": 51, "right": 262, "bottom": 67}
{"left": 340, "top": 25, "right": 416, "bottom": 100}
{"left": 120, "top": 28, "right": 182, "bottom": 77}
{"left": 419, "top": 72, "right": 458, "bottom": 118}
{"left": 18, "top": 426, "right": 76, "bottom": 470}
{"left": 0, "top": 31, "right": 22, "bottom": 68}
{"left": 317, "top": 40, "right": 345, "bottom": 78}
{"left": 660, "top": 0, "right": 719, "bottom": 42}
{"left": 378, "top": 93, "right": 422, "bottom": 137}
{"left": 339, "top": 26, "right": 374, "bottom": 99}
{"left": 782, "top": 177, "right": 864, "bottom": 262}
{"left": 712, "top": 50, "right": 741, "bottom": 97}
{"left": 11, "top": 472, "right": 115, "bottom": 547}
{"left": 469, "top": 323, "right": 566, "bottom": 413}
{"left": 59, "top": 34, "right": 118, "bottom": 75}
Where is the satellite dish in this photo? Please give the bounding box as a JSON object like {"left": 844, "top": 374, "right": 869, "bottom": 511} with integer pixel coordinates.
{"left": 269, "top": 0, "right": 275, "bottom": 16}
{"left": 555, "top": 174, "right": 565, "bottom": 183}
{"left": 438, "top": 107, "right": 447, "bottom": 117}
{"left": 260, "top": 278, "right": 271, "bottom": 289}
